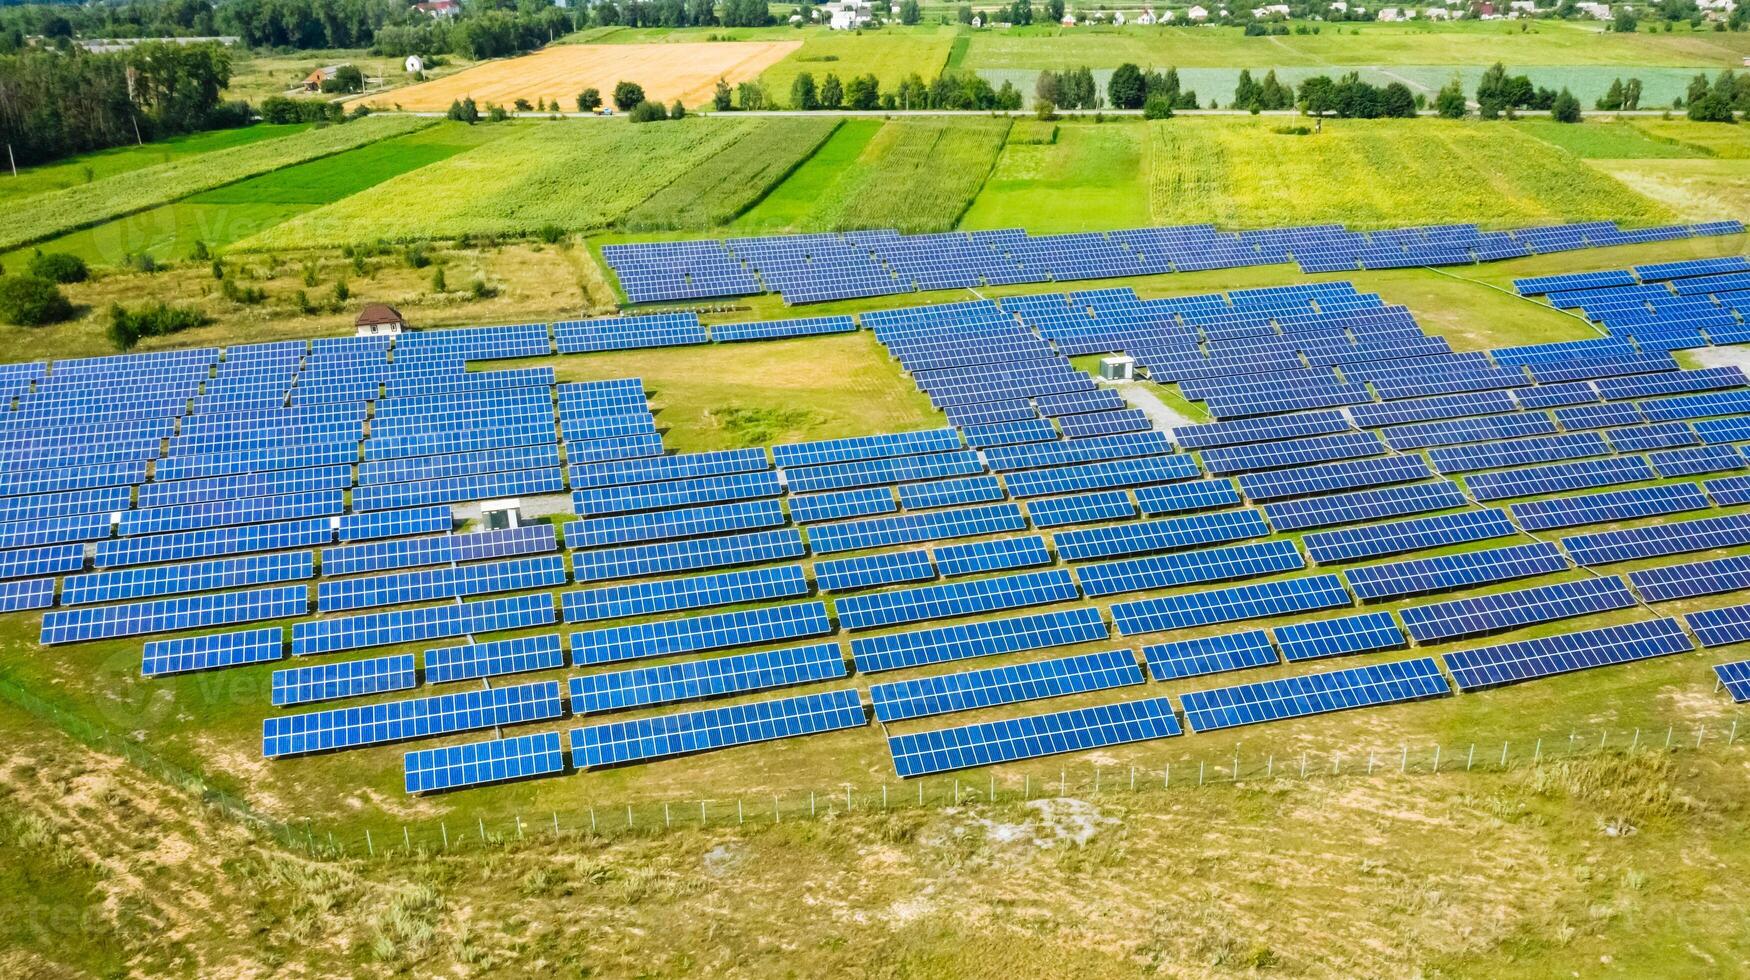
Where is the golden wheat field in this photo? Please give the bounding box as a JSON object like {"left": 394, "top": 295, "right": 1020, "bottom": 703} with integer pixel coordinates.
{"left": 358, "top": 41, "right": 800, "bottom": 111}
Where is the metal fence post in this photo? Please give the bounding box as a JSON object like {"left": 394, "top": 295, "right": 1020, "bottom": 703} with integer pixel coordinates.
{"left": 1466, "top": 744, "right": 1475, "bottom": 771}
{"left": 365, "top": 829, "right": 374, "bottom": 857}
{"left": 1199, "top": 761, "right": 1205, "bottom": 786}
{"left": 1432, "top": 745, "right": 1441, "bottom": 773}
{"left": 441, "top": 822, "right": 449, "bottom": 849}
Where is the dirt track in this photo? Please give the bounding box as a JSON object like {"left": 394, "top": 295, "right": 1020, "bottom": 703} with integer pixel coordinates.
{"left": 358, "top": 41, "right": 801, "bottom": 112}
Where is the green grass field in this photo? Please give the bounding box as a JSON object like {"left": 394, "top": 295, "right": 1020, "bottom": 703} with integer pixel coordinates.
{"left": 733, "top": 118, "right": 885, "bottom": 231}
{"left": 757, "top": 25, "right": 959, "bottom": 98}
{"left": 961, "top": 119, "right": 1151, "bottom": 233}
{"left": 0, "top": 115, "right": 435, "bottom": 255}
{"left": 1146, "top": 117, "right": 1671, "bottom": 228}
{"left": 801, "top": 116, "right": 1011, "bottom": 233}
{"left": 1513, "top": 119, "right": 1705, "bottom": 159}
{"left": 0, "top": 124, "right": 312, "bottom": 202}
{"left": 619, "top": 117, "right": 843, "bottom": 232}
{"left": 1631, "top": 118, "right": 1750, "bottom": 159}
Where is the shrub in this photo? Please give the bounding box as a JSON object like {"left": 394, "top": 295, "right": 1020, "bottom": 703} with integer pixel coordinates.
{"left": 431, "top": 266, "right": 447, "bottom": 292}
{"left": 107, "top": 301, "right": 210, "bottom": 350}
{"left": 469, "top": 278, "right": 498, "bottom": 299}
{"left": 1142, "top": 97, "right": 1173, "bottom": 120}
{"left": 577, "top": 87, "right": 602, "bottom": 112}
{"left": 613, "top": 81, "right": 646, "bottom": 111}
{"left": 1551, "top": 88, "right": 1582, "bottom": 123}
{"left": 486, "top": 103, "right": 509, "bottom": 122}
{"left": 447, "top": 97, "right": 479, "bottom": 123}
{"left": 404, "top": 243, "right": 431, "bottom": 268}
{"left": 28, "top": 251, "right": 88, "bottom": 283}
{"left": 220, "top": 278, "right": 266, "bottom": 304}
{"left": 670, "top": 99, "right": 687, "bottom": 119}
{"left": 0, "top": 276, "right": 74, "bottom": 326}
{"left": 536, "top": 224, "right": 566, "bottom": 244}
{"left": 629, "top": 100, "right": 668, "bottom": 123}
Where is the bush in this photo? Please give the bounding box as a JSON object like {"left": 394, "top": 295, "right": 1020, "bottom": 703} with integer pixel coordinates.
{"left": 536, "top": 224, "right": 566, "bottom": 244}
{"left": 447, "top": 97, "right": 480, "bottom": 123}
{"left": 1551, "top": 88, "right": 1582, "bottom": 123}
{"left": 0, "top": 275, "right": 74, "bottom": 326}
{"left": 577, "top": 87, "right": 602, "bottom": 112}
{"left": 28, "top": 251, "right": 87, "bottom": 283}
{"left": 613, "top": 81, "right": 646, "bottom": 111}
{"left": 629, "top": 99, "right": 668, "bottom": 123}
{"left": 670, "top": 99, "right": 687, "bottom": 119}
{"left": 106, "top": 301, "right": 210, "bottom": 350}
{"left": 1142, "top": 96, "right": 1174, "bottom": 120}
{"left": 258, "top": 96, "right": 344, "bottom": 124}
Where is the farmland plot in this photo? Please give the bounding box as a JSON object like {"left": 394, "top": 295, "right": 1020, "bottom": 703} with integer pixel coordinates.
{"left": 1148, "top": 118, "right": 1669, "bottom": 228}
{"left": 358, "top": 41, "right": 799, "bottom": 111}
{"left": 803, "top": 117, "right": 1011, "bottom": 234}
{"left": 244, "top": 119, "right": 754, "bottom": 247}
{"left": 620, "top": 117, "right": 842, "bottom": 231}
{"left": 0, "top": 115, "right": 434, "bottom": 253}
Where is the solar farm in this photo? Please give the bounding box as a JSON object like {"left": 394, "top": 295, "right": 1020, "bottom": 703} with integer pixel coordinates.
{"left": 0, "top": 222, "right": 1747, "bottom": 811}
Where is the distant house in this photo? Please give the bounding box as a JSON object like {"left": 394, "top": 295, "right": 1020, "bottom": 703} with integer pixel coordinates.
{"left": 1331, "top": 1, "right": 1348, "bottom": 11}
{"left": 354, "top": 303, "right": 406, "bottom": 338}
{"left": 404, "top": 54, "right": 424, "bottom": 73}
{"left": 413, "top": 0, "right": 461, "bottom": 16}
{"left": 1061, "top": 13, "right": 1077, "bottom": 25}
{"left": 827, "top": 0, "right": 874, "bottom": 28}
{"left": 971, "top": 13, "right": 983, "bottom": 25}
{"left": 1137, "top": 7, "right": 1157, "bottom": 22}
{"left": 1187, "top": 3, "right": 1210, "bottom": 18}
{"left": 302, "top": 65, "right": 339, "bottom": 91}
{"left": 1574, "top": 1, "right": 1611, "bottom": 16}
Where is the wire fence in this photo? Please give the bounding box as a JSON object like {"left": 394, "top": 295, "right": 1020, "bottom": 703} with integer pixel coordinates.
{"left": 7, "top": 672, "right": 1742, "bottom": 862}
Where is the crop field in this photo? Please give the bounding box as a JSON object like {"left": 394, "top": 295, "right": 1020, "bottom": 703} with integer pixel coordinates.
{"left": 1595, "top": 159, "right": 1750, "bottom": 226}
{"left": 358, "top": 41, "right": 800, "bottom": 112}
{"left": 0, "top": 115, "right": 434, "bottom": 254}
{"left": 1147, "top": 117, "right": 1671, "bottom": 229}
{"left": 3, "top": 124, "right": 508, "bottom": 269}
{"left": 757, "top": 26, "right": 958, "bottom": 99}
{"left": 797, "top": 117, "right": 1012, "bottom": 233}
{"left": 732, "top": 118, "right": 885, "bottom": 232}
{"left": 961, "top": 120, "right": 1150, "bottom": 233}
{"left": 961, "top": 20, "right": 1750, "bottom": 70}
{"left": 245, "top": 119, "right": 753, "bottom": 247}
{"left": 1513, "top": 119, "right": 1705, "bottom": 160}
{"left": 0, "top": 124, "right": 312, "bottom": 203}
{"left": 1630, "top": 118, "right": 1750, "bottom": 159}
{"left": 619, "top": 117, "right": 843, "bottom": 232}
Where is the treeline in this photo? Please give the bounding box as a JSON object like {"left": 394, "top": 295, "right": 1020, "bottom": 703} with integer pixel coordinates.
{"left": 711, "top": 71, "right": 1024, "bottom": 112}
{"left": 0, "top": 42, "right": 245, "bottom": 166}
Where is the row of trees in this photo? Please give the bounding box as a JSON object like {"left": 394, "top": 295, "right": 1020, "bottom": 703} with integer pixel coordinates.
{"left": 0, "top": 41, "right": 243, "bottom": 166}
{"left": 1684, "top": 70, "right": 1750, "bottom": 121}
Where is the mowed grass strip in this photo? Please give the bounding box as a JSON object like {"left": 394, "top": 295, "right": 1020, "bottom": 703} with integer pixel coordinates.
{"left": 1148, "top": 117, "right": 1669, "bottom": 228}
{"left": 961, "top": 120, "right": 1151, "bottom": 233}
{"left": 0, "top": 115, "right": 434, "bottom": 253}
{"left": 619, "top": 117, "right": 843, "bottom": 231}
{"left": 0, "top": 124, "right": 312, "bottom": 202}
{"left": 1515, "top": 120, "right": 1705, "bottom": 160}
{"left": 804, "top": 117, "right": 1011, "bottom": 234}
{"left": 244, "top": 119, "right": 753, "bottom": 248}
{"left": 734, "top": 118, "right": 883, "bottom": 232}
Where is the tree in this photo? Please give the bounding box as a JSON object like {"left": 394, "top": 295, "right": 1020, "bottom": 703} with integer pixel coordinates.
{"left": 1624, "top": 77, "right": 1643, "bottom": 110}
{"left": 1379, "top": 82, "right": 1417, "bottom": 118}
{"left": 1613, "top": 7, "right": 1639, "bottom": 30}
{"left": 1108, "top": 63, "right": 1146, "bottom": 109}
{"left": 1142, "top": 96, "right": 1173, "bottom": 119}
{"left": 577, "top": 87, "right": 602, "bottom": 112}
{"left": 820, "top": 73, "right": 843, "bottom": 109}
{"left": 1551, "top": 87, "right": 1582, "bottom": 123}
{"left": 847, "top": 73, "right": 880, "bottom": 110}
{"left": 670, "top": 99, "right": 687, "bottom": 119}
{"left": 1233, "top": 69, "right": 1259, "bottom": 111}
{"left": 1035, "top": 98, "right": 1057, "bottom": 121}
{"left": 1045, "top": 0, "right": 1065, "bottom": 20}
{"left": 1034, "top": 70, "right": 1062, "bottom": 108}
{"left": 446, "top": 97, "right": 478, "bottom": 123}
{"left": 713, "top": 78, "right": 733, "bottom": 111}
{"left": 738, "top": 81, "right": 768, "bottom": 110}
{"left": 1435, "top": 76, "right": 1467, "bottom": 118}
{"left": 1597, "top": 77, "right": 1626, "bottom": 111}
{"left": 996, "top": 80, "right": 1023, "bottom": 111}
{"left": 1298, "top": 75, "right": 1336, "bottom": 119}
{"left": 629, "top": 99, "right": 668, "bottom": 122}
{"left": 1475, "top": 62, "right": 1510, "bottom": 118}
{"left": 321, "top": 64, "right": 364, "bottom": 93}
{"left": 28, "top": 251, "right": 88, "bottom": 284}
{"left": 899, "top": 0, "right": 922, "bottom": 23}
{"left": 613, "top": 81, "right": 646, "bottom": 111}
{"left": 0, "top": 276, "right": 74, "bottom": 326}
{"left": 790, "top": 71, "right": 818, "bottom": 110}
{"left": 957, "top": 5, "right": 974, "bottom": 23}
{"left": 1257, "top": 70, "right": 1293, "bottom": 110}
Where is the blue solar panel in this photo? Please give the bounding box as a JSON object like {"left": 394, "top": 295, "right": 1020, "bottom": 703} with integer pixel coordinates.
{"left": 571, "top": 528, "right": 804, "bottom": 584}
{"left": 1004, "top": 454, "right": 1200, "bottom": 498}
{"left": 1302, "top": 507, "right": 1515, "bottom": 563}
{"left": 1511, "top": 483, "right": 1709, "bottom": 531}
{"left": 1027, "top": 490, "right": 1138, "bottom": 528}
{"left": 1110, "top": 574, "right": 1352, "bottom": 635}
{"left": 887, "top": 696, "right": 1180, "bottom": 778}
{"left": 571, "top": 470, "right": 781, "bottom": 517}
{"left": 773, "top": 428, "right": 963, "bottom": 467}
{"left": 1200, "top": 432, "right": 1383, "bottom": 475}
{"left": 898, "top": 475, "right": 1006, "bottom": 510}
{"left": 62, "top": 551, "right": 313, "bottom": 606}
{"left": 140, "top": 627, "right": 284, "bottom": 676}
{"left": 868, "top": 649, "right": 1142, "bottom": 723}
{"left": 834, "top": 568, "right": 1078, "bottom": 631}
{"left": 933, "top": 535, "right": 1053, "bottom": 577}
{"left": 1427, "top": 433, "right": 1609, "bottom": 474}
{"left": 565, "top": 499, "right": 785, "bottom": 549}
{"left": 1133, "top": 479, "right": 1243, "bottom": 515}
{"left": 0, "top": 543, "right": 84, "bottom": 580}
{"left": 270, "top": 653, "right": 417, "bottom": 706}
{"left": 571, "top": 688, "right": 866, "bottom": 769}
{"left": 1715, "top": 660, "right": 1750, "bottom": 702}
{"left": 570, "top": 600, "right": 833, "bottom": 666}
{"left": 423, "top": 633, "right": 566, "bottom": 684}
{"left": 559, "top": 564, "right": 808, "bottom": 623}
{"left": 404, "top": 731, "right": 566, "bottom": 794}
{"left": 1077, "top": 539, "right": 1305, "bottom": 599}
{"left": 813, "top": 549, "right": 935, "bottom": 592}
{"left": 1272, "top": 611, "right": 1405, "bottom": 662}
{"left": 1141, "top": 629, "right": 1279, "bottom": 681}
{"left": 1398, "top": 575, "right": 1635, "bottom": 643}
{"left": 40, "top": 584, "right": 308, "bottom": 644}
{"left": 290, "top": 593, "right": 555, "bottom": 657}
{"left": 1178, "top": 657, "right": 1450, "bottom": 733}
{"left": 570, "top": 642, "right": 847, "bottom": 715}
{"left": 1343, "top": 542, "right": 1570, "bottom": 601}
{"left": 849, "top": 606, "right": 1109, "bottom": 674}
{"left": 1442, "top": 618, "right": 1693, "bottom": 691}
{"left": 1263, "top": 480, "right": 1467, "bottom": 532}
{"left": 1465, "top": 456, "right": 1654, "bottom": 502}
{"left": 1561, "top": 513, "right": 1750, "bottom": 565}
{"left": 316, "top": 554, "right": 566, "bottom": 612}
{"left": 1648, "top": 444, "right": 1746, "bottom": 478}
{"left": 0, "top": 577, "right": 54, "bottom": 612}
{"left": 263, "top": 680, "right": 562, "bottom": 757}
{"left": 1053, "top": 509, "right": 1270, "bottom": 562}
{"left": 808, "top": 503, "right": 1027, "bottom": 554}
{"left": 787, "top": 487, "right": 896, "bottom": 525}
{"left": 1238, "top": 455, "right": 1431, "bottom": 503}
{"left": 1629, "top": 553, "right": 1750, "bottom": 603}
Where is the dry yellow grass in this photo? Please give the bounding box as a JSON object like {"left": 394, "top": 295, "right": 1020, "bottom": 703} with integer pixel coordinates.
{"left": 359, "top": 41, "right": 800, "bottom": 111}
